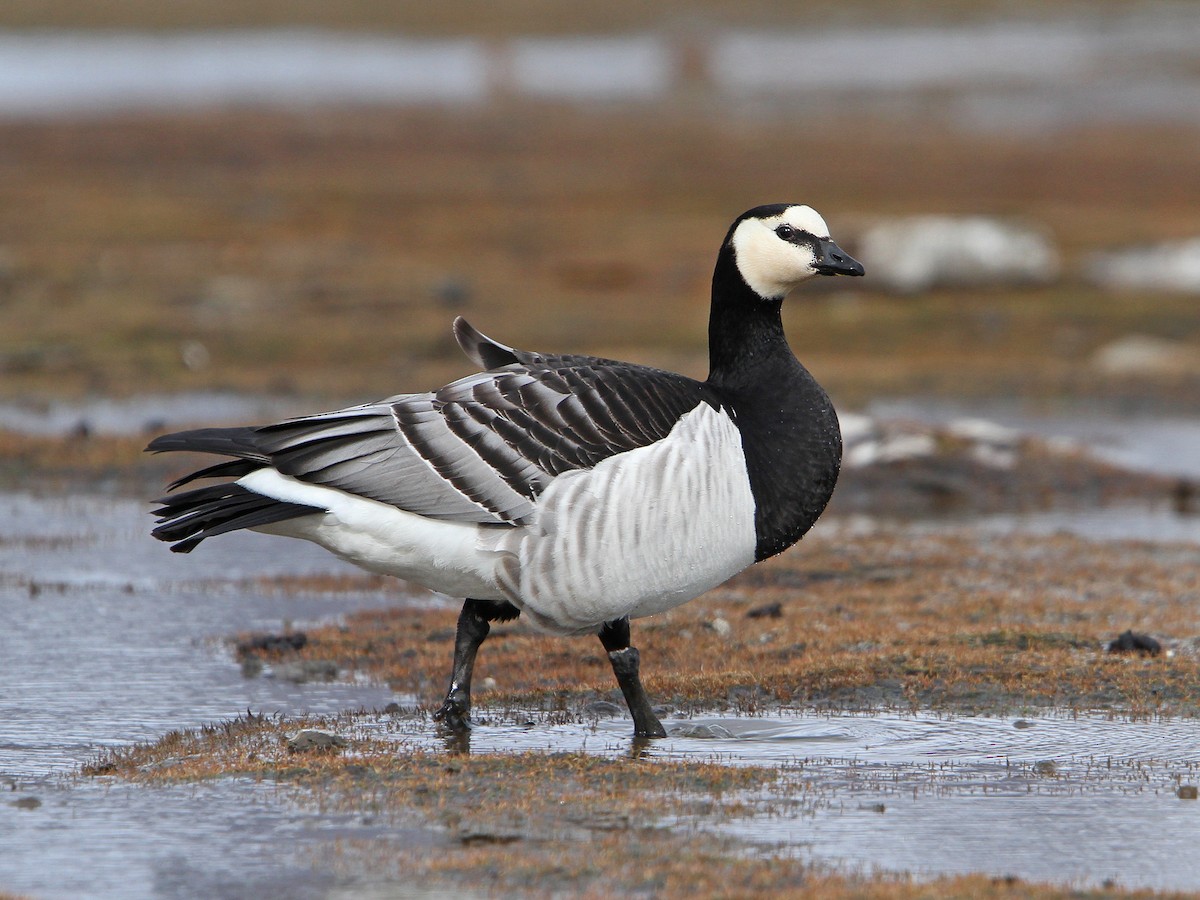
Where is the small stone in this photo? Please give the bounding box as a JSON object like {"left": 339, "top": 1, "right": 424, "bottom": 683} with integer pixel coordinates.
{"left": 838, "top": 413, "right": 878, "bottom": 448}
{"left": 286, "top": 729, "right": 348, "bottom": 753}
{"left": 583, "top": 700, "right": 624, "bottom": 718}
{"left": 273, "top": 659, "right": 339, "bottom": 683}
{"left": 1013, "top": 719, "right": 1036, "bottom": 729}
{"left": 180, "top": 340, "right": 210, "bottom": 371}
{"left": 12, "top": 796, "right": 41, "bottom": 810}
{"left": 708, "top": 617, "right": 732, "bottom": 638}
{"left": 873, "top": 433, "right": 937, "bottom": 464}
{"left": 1107, "top": 630, "right": 1162, "bottom": 656}
{"left": 237, "top": 632, "right": 308, "bottom": 655}
{"left": 746, "top": 602, "right": 783, "bottom": 619}
{"left": 1178, "top": 785, "right": 1198, "bottom": 800}
{"left": 458, "top": 829, "right": 522, "bottom": 846}
{"left": 674, "top": 722, "right": 734, "bottom": 739}
{"left": 946, "top": 417, "right": 1021, "bottom": 448}
{"left": 775, "top": 642, "right": 808, "bottom": 659}
{"left": 1091, "top": 335, "right": 1198, "bottom": 377}
{"left": 480, "top": 676, "right": 497, "bottom": 691}
{"left": 1033, "top": 760, "right": 1058, "bottom": 777}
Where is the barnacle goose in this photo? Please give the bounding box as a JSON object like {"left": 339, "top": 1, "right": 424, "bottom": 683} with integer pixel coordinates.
{"left": 148, "top": 204, "right": 864, "bottom": 738}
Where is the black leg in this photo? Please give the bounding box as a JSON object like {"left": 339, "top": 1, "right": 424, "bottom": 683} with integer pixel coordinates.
{"left": 433, "top": 599, "right": 518, "bottom": 732}
{"left": 598, "top": 617, "right": 667, "bottom": 739}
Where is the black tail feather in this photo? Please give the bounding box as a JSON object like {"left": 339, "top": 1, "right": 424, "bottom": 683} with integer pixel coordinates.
{"left": 151, "top": 483, "right": 322, "bottom": 553}
{"left": 165, "top": 458, "right": 260, "bottom": 491}
{"left": 145, "top": 426, "right": 268, "bottom": 461}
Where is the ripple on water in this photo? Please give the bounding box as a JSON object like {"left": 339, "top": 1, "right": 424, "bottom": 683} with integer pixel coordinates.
{"left": 382, "top": 708, "right": 1200, "bottom": 891}
{"left": 385, "top": 707, "right": 1200, "bottom": 769}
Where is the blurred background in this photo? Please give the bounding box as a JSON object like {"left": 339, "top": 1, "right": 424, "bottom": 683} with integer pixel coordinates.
{"left": 1, "top": 0, "right": 1198, "bottom": 426}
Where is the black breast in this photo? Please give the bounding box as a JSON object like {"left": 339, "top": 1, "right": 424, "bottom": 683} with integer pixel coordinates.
{"left": 725, "top": 361, "right": 842, "bottom": 561}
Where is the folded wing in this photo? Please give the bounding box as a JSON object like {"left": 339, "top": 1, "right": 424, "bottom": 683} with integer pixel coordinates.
{"left": 149, "top": 319, "right": 719, "bottom": 543}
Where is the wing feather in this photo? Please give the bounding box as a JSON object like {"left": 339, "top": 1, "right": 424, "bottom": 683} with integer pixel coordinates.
{"left": 151, "top": 320, "right": 720, "bottom": 527}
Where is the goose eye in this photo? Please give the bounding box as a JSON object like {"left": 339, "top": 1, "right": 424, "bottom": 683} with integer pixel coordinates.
{"left": 775, "top": 224, "right": 796, "bottom": 240}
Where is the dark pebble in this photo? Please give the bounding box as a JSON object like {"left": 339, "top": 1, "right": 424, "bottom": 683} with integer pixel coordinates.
{"left": 237, "top": 632, "right": 307, "bottom": 655}
{"left": 775, "top": 641, "right": 807, "bottom": 659}
{"left": 1107, "top": 630, "right": 1162, "bottom": 656}
{"left": 746, "top": 602, "right": 783, "bottom": 619}
{"left": 458, "top": 830, "right": 522, "bottom": 846}
{"left": 582, "top": 700, "right": 624, "bottom": 718}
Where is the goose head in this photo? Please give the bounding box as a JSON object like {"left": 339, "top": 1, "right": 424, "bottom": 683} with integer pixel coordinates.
{"left": 728, "top": 204, "right": 864, "bottom": 300}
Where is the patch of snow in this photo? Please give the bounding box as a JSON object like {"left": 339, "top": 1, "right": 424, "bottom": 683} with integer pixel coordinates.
{"left": 856, "top": 216, "right": 1060, "bottom": 293}
{"left": 1085, "top": 237, "right": 1200, "bottom": 293}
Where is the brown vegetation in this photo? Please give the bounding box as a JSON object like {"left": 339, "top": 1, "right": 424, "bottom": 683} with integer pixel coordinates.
{"left": 236, "top": 528, "right": 1200, "bottom": 720}
{"left": 2, "top": 109, "right": 1199, "bottom": 410}
{"left": 85, "top": 709, "right": 1191, "bottom": 899}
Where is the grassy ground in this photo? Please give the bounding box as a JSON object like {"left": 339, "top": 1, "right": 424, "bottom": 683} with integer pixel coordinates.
{"left": 2, "top": 109, "right": 1199, "bottom": 409}
{"left": 0, "top": 0, "right": 1150, "bottom": 34}
{"left": 237, "top": 527, "right": 1200, "bottom": 720}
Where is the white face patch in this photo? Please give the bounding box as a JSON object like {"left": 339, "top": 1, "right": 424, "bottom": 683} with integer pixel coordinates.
{"left": 730, "top": 205, "right": 832, "bottom": 299}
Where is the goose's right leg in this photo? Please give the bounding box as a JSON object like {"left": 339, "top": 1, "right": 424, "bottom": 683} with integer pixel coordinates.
{"left": 433, "top": 598, "right": 519, "bottom": 731}
{"left": 599, "top": 616, "right": 668, "bottom": 739}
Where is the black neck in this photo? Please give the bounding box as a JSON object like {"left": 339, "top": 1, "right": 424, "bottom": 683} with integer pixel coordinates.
{"left": 706, "top": 244, "right": 793, "bottom": 389}
{"left": 703, "top": 240, "right": 842, "bottom": 561}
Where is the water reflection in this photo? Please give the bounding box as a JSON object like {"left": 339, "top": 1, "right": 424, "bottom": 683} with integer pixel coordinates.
{"left": 3, "top": 11, "right": 1200, "bottom": 127}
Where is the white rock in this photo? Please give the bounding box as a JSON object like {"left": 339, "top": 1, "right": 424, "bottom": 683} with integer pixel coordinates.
{"left": 709, "top": 617, "right": 732, "bottom": 638}
{"left": 858, "top": 216, "right": 1060, "bottom": 293}
{"left": 838, "top": 412, "right": 878, "bottom": 448}
{"left": 871, "top": 432, "right": 937, "bottom": 463}
{"left": 969, "top": 443, "right": 1017, "bottom": 470}
{"left": 1091, "top": 335, "right": 1197, "bottom": 376}
{"left": 843, "top": 440, "right": 882, "bottom": 468}
{"left": 1086, "top": 237, "right": 1200, "bottom": 293}
{"left": 946, "top": 417, "right": 1021, "bottom": 448}
{"left": 286, "top": 729, "right": 348, "bottom": 752}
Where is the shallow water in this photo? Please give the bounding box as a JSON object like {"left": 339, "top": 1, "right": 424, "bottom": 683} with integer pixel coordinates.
{"left": 0, "top": 492, "right": 413, "bottom": 780}
{"left": 0, "top": 391, "right": 305, "bottom": 438}
{"left": 869, "top": 398, "right": 1200, "bottom": 480}
{"left": 382, "top": 709, "right": 1200, "bottom": 890}
{"left": 3, "top": 10, "right": 1200, "bottom": 128}
{"left": 2, "top": 489, "right": 1200, "bottom": 896}
{"left": 0, "top": 776, "right": 443, "bottom": 900}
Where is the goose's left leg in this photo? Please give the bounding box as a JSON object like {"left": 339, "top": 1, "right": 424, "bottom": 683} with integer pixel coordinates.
{"left": 599, "top": 617, "right": 667, "bottom": 738}
{"left": 433, "top": 598, "right": 519, "bottom": 731}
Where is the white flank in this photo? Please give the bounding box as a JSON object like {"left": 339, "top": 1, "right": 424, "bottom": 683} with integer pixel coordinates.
{"left": 238, "top": 468, "right": 506, "bottom": 601}
{"left": 731, "top": 204, "right": 831, "bottom": 299}
{"left": 238, "top": 404, "right": 759, "bottom": 636}
{"left": 494, "top": 403, "right": 758, "bottom": 634}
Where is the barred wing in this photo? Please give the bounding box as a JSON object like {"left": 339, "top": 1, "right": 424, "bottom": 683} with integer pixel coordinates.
{"left": 151, "top": 323, "right": 718, "bottom": 528}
